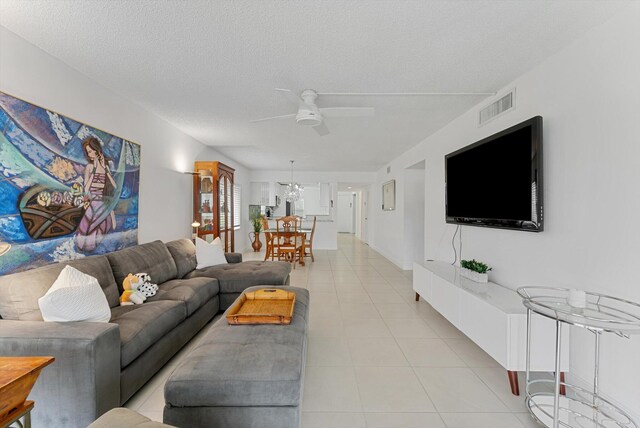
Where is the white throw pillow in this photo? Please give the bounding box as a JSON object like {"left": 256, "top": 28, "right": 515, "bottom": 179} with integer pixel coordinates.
{"left": 38, "top": 266, "right": 111, "bottom": 322}
{"left": 195, "top": 237, "right": 228, "bottom": 269}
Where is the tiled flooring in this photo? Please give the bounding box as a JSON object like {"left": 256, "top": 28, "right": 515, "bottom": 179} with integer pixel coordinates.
{"left": 125, "top": 234, "right": 540, "bottom": 427}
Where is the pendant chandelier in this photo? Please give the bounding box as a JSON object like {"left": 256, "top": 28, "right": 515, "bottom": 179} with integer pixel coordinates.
{"left": 284, "top": 160, "right": 302, "bottom": 202}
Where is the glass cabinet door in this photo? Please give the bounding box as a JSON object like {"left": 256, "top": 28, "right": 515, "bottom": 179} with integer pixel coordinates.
{"left": 218, "top": 175, "right": 233, "bottom": 252}
{"left": 198, "top": 174, "right": 215, "bottom": 240}
{"left": 218, "top": 178, "right": 226, "bottom": 249}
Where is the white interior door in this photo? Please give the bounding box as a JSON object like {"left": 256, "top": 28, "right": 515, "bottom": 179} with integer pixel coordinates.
{"left": 361, "top": 191, "right": 369, "bottom": 243}
{"left": 337, "top": 192, "right": 354, "bottom": 233}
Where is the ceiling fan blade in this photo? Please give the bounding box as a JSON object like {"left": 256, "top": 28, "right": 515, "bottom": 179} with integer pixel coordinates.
{"left": 313, "top": 122, "right": 330, "bottom": 136}
{"left": 275, "top": 88, "right": 305, "bottom": 107}
{"left": 250, "top": 113, "right": 296, "bottom": 123}
{"left": 319, "top": 107, "right": 375, "bottom": 118}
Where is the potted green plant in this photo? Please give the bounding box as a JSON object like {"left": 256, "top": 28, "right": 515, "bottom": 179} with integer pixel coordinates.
{"left": 460, "top": 259, "right": 492, "bottom": 283}
{"left": 249, "top": 216, "right": 263, "bottom": 252}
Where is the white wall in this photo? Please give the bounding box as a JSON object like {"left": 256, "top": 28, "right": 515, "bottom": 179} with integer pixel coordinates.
{"left": 0, "top": 26, "right": 246, "bottom": 248}
{"left": 370, "top": 172, "right": 405, "bottom": 267}
{"left": 370, "top": 4, "right": 640, "bottom": 418}
{"left": 403, "top": 168, "right": 425, "bottom": 266}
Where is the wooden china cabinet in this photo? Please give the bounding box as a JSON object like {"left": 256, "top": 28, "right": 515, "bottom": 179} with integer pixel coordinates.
{"left": 193, "top": 161, "right": 235, "bottom": 252}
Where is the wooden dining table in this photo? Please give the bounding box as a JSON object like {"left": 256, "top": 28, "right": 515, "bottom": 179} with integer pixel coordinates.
{"left": 264, "top": 228, "right": 312, "bottom": 265}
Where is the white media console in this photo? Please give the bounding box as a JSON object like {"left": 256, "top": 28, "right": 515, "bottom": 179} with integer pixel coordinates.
{"left": 413, "top": 260, "right": 570, "bottom": 395}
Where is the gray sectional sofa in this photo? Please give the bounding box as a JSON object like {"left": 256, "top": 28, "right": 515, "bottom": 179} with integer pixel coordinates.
{"left": 0, "top": 238, "right": 291, "bottom": 428}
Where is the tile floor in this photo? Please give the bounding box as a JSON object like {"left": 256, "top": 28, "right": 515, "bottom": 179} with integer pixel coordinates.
{"left": 125, "top": 234, "right": 541, "bottom": 427}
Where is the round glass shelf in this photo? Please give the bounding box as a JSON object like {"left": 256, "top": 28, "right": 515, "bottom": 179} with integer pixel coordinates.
{"left": 517, "top": 287, "right": 640, "bottom": 336}
{"left": 526, "top": 380, "right": 637, "bottom": 428}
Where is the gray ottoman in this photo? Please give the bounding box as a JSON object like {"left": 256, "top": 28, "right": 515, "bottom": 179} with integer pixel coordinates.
{"left": 163, "top": 286, "right": 309, "bottom": 428}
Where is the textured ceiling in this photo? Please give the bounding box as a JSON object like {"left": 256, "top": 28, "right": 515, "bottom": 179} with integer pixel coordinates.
{"left": 0, "top": 0, "right": 629, "bottom": 171}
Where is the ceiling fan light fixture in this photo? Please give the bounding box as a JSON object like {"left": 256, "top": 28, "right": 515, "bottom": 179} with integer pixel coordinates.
{"left": 296, "top": 110, "right": 323, "bottom": 126}
{"left": 296, "top": 93, "right": 323, "bottom": 126}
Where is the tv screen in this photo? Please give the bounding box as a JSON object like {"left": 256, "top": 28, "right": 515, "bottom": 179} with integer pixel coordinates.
{"left": 445, "top": 116, "right": 543, "bottom": 231}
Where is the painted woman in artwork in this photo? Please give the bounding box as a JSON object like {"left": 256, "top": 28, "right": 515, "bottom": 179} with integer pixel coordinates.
{"left": 75, "top": 137, "right": 118, "bottom": 252}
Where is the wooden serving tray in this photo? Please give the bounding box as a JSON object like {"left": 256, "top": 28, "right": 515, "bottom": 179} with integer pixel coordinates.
{"left": 227, "top": 288, "right": 296, "bottom": 325}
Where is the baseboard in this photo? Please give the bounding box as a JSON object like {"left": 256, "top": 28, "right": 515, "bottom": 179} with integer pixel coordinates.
{"left": 369, "top": 244, "right": 412, "bottom": 270}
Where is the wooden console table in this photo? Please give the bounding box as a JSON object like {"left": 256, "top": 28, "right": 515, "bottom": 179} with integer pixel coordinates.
{"left": 0, "top": 356, "right": 55, "bottom": 428}
{"left": 413, "top": 261, "right": 569, "bottom": 395}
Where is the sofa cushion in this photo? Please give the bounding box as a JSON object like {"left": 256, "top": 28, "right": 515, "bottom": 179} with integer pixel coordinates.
{"left": 107, "top": 241, "right": 178, "bottom": 291}
{"left": 185, "top": 261, "right": 291, "bottom": 294}
{"left": 0, "top": 255, "right": 120, "bottom": 320}
{"left": 146, "top": 277, "right": 219, "bottom": 316}
{"left": 164, "top": 286, "right": 309, "bottom": 408}
{"left": 165, "top": 239, "right": 197, "bottom": 279}
{"left": 110, "top": 300, "right": 186, "bottom": 368}
{"left": 224, "top": 253, "right": 243, "bottom": 264}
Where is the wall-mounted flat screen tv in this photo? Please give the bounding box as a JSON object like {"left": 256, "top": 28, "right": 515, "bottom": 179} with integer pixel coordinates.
{"left": 445, "top": 116, "right": 543, "bottom": 232}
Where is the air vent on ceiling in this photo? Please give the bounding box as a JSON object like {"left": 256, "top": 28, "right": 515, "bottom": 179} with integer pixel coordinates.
{"left": 387, "top": 166, "right": 391, "bottom": 174}
{"left": 478, "top": 89, "right": 515, "bottom": 126}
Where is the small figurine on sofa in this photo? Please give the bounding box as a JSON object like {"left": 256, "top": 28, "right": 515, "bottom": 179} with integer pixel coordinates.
{"left": 120, "top": 273, "right": 147, "bottom": 305}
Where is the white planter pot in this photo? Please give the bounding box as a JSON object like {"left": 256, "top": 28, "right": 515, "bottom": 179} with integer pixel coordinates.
{"left": 460, "top": 267, "right": 489, "bottom": 283}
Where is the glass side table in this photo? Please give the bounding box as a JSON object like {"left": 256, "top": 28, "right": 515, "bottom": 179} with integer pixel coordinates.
{"left": 517, "top": 287, "right": 640, "bottom": 428}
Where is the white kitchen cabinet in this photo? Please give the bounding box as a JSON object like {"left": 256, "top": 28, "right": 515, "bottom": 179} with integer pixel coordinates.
{"left": 249, "top": 182, "right": 276, "bottom": 206}
{"left": 319, "top": 183, "right": 331, "bottom": 208}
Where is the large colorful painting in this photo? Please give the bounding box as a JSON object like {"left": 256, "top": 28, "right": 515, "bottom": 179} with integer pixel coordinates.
{"left": 0, "top": 92, "right": 140, "bottom": 275}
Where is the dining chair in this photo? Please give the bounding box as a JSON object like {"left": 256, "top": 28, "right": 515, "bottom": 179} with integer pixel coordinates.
{"left": 274, "top": 215, "right": 304, "bottom": 269}
{"left": 261, "top": 216, "right": 275, "bottom": 261}
{"left": 303, "top": 215, "right": 316, "bottom": 262}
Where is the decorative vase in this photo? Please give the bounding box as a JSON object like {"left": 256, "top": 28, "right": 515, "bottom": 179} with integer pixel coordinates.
{"left": 460, "top": 267, "right": 488, "bottom": 283}
{"left": 249, "top": 232, "right": 262, "bottom": 252}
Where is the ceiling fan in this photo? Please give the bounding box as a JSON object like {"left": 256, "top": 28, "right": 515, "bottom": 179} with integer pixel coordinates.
{"left": 251, "top": 88, "right": 498, "bottom": 136}
{"left": 250, "top": 88, "right": 375, "bottom": 136}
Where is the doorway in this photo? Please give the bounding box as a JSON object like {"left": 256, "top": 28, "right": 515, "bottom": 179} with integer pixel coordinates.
{"left": 337, "top": 192, "right": 356, "bottom": 233}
